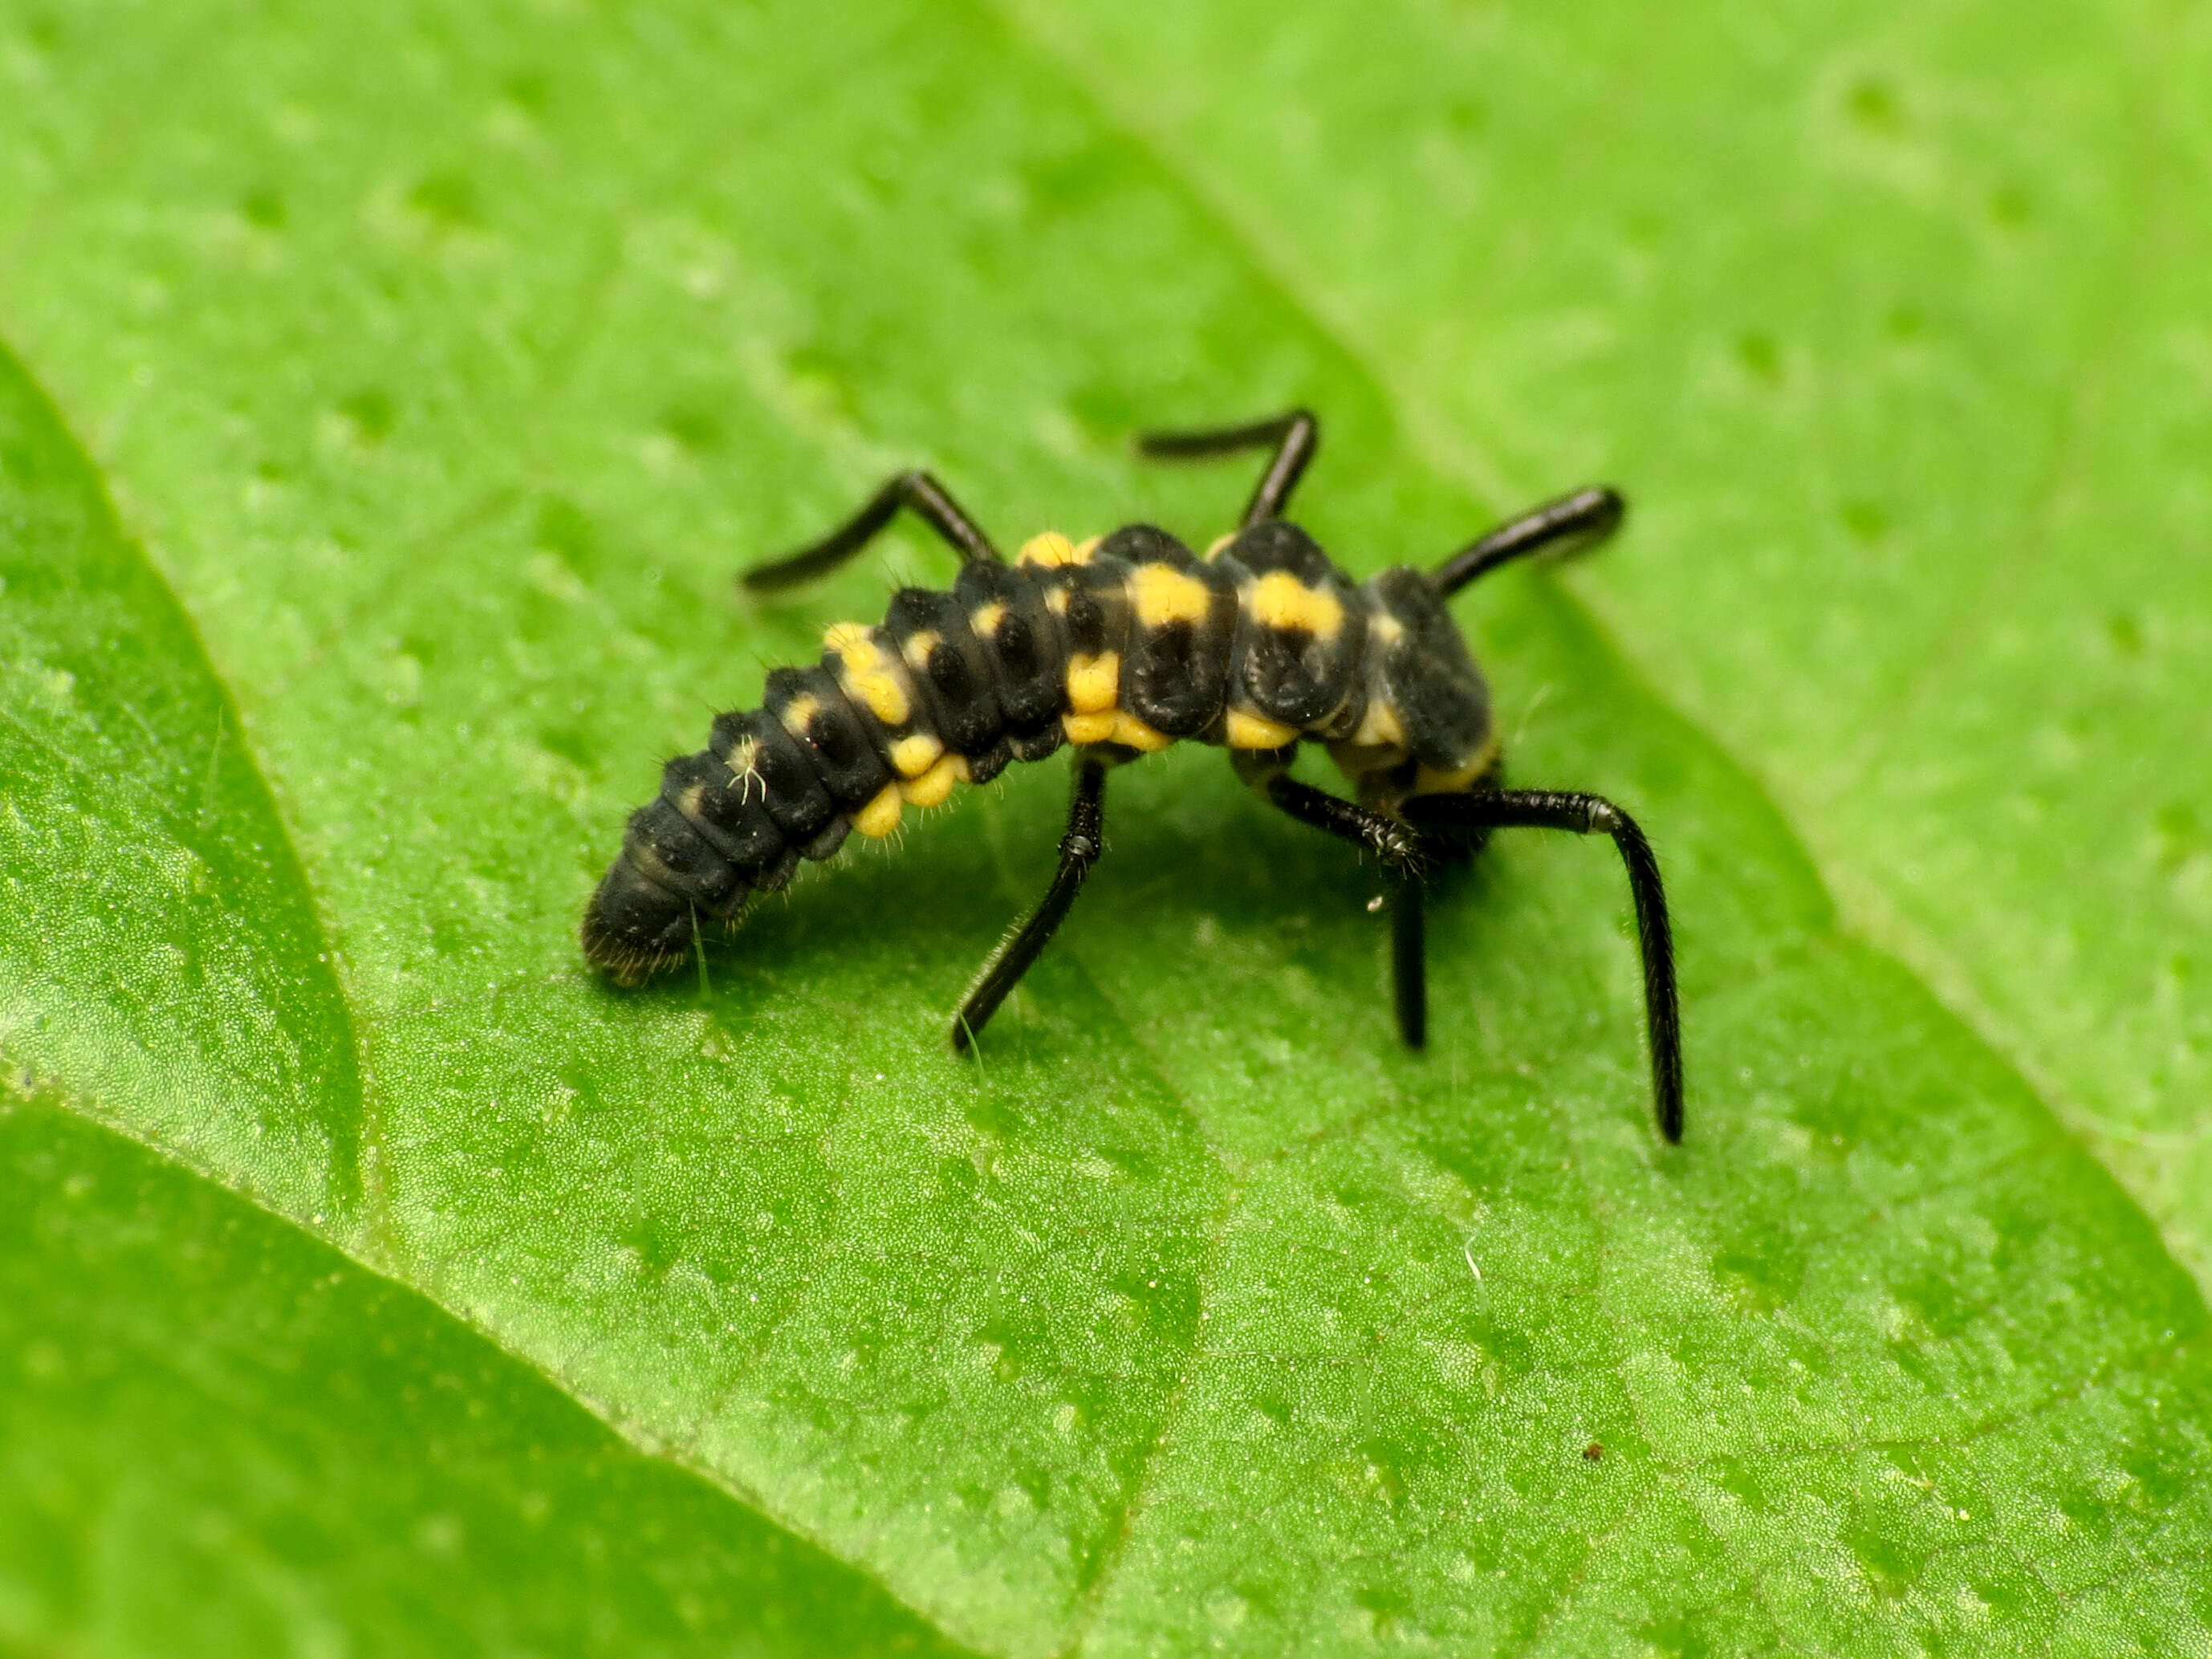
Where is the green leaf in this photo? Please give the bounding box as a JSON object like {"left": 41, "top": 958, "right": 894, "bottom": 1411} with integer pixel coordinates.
{"left": 0, "top": 339, "right": 360, "bottom": 1222}
{"left": 1004, "top": 0, "right": 2212, "bottom": 1283}
{"left": 2, "top": 2, "right": 2209, "bottom": 1654}
{"left": 0, "top": 1097, "right": 977, "bottom": 1658}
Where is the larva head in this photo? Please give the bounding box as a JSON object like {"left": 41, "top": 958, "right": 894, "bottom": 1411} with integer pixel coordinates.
{"left": 1330, "top": 566, "right": 1497, "bottom": 803}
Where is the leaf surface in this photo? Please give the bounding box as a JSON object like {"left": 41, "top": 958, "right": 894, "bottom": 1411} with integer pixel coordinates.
{"left": 1, "top": 2, "right": 2209, "bottom": 1653}
{"left": 0, "top": 340, "right": 357, "bottom": 1221}
{"left": 1004, "top": 0, "right": 2212, "bottom": 1283}
{"left": 0, "top": 1097, "right": 977, "bottom": 1658}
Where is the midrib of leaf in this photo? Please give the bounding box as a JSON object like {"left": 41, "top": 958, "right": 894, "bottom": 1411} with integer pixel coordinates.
{"left": 991, "top": 0, "right": 2212, "bottom": 1295}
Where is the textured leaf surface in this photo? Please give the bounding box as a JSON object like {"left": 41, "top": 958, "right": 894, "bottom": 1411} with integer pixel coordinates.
{"left": 0, "top": 340, "right": 358, "bottom": 1222}
{"left": 1008, "top": 0, "right": 2212, "bottom": 1283}
{"left": 0, "top": 1098, "right": 975, "bottom": 1658}
{"left": 1, "top": 2, "right": 2209, "bottom": 1654}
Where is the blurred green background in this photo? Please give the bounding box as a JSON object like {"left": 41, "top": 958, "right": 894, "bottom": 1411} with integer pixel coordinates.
{"left": 2, "top": 1, "right": 2208, "bottom": 1653}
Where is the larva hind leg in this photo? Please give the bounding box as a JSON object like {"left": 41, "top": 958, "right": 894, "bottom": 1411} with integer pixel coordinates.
{"left": 1246, "top": 758, "right": 1452, "bottom": 1050}
{"left": 950, "top": 753, "right": 1110, "bottom": 1050}
{"left": 1404, "top": 787, "right": 1683, "bottom": 1144}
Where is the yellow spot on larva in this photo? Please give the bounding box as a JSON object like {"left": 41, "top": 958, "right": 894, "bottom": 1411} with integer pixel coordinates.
{"left": 839, "top": 662, "right": 909, "bottom": 726}
{"left": 901, "top": 629, "right": 941, "bottom": 672}
{"left": 1063, "top": 710, "right": 1117, "bottom": 745}
{"left": 1352, "top": 697, "right": 1406, "bottom": 749}
{"left": 889, "top": 733, "right": 943, "bottom": 778}
{"left": 900, "top": 751, "right": 965, "bottom": 807}
{"left": 970, "top": 600, "right": 1007, "bottom": 636}
{"left": 1110, "top": 712, "right": 1172, "bottom": 751}
{"left": 1205, "top": 533, "right": 1235, "bottom": 559}
{"left": 1065, "top": 652, "right": 1119, "bottom": 713}
{"left": 1130, "top": 562, "right": 1212, "bottom": 628}
{"left": 825, "top": 623, "right": 910, "bottom": 723}
{"left": 1249, "top": 570, "right": 1344, "bottom": 637}
{"left": 779, "top": 693, "right": 821, "bottom": 739}
{"left": 1368, "top": 611, "right": 1406, "bottom": 645}
{"left": 1225, "top": 709, "right": 1299, "bottom": 749}
{"left": 852, "top": 783, "right": 903, "bottom": 838}
{"left": 1018, "top": 531, "right": 1079, "bottom": 567}
{"left": 1071, "top": 535, "right": 1101, "bottom": 562}
{"left": 823, "top": 620, "right": 874, "bottom": 658}
{"left": 1045, "top": 588, "right": 1070, "bottom": 616}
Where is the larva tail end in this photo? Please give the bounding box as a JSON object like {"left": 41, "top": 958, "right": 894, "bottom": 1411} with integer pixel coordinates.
{"left": 580, "top": 857, "right": 695, "bottom": 986}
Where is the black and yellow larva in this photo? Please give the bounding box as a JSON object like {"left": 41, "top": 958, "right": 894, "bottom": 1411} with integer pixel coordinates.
{"left": 583, "top": 411, "right": 1685, "bottom": 1142}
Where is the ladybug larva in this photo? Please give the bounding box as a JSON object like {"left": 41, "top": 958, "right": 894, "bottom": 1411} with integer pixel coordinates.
{"left": 583, "top": 411, "right": 1684, "bottom": 1142}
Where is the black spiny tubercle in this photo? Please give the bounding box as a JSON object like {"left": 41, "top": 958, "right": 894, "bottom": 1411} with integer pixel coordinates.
{"left": 582, "top": 411, "right": 1685, "bottom": 1144}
